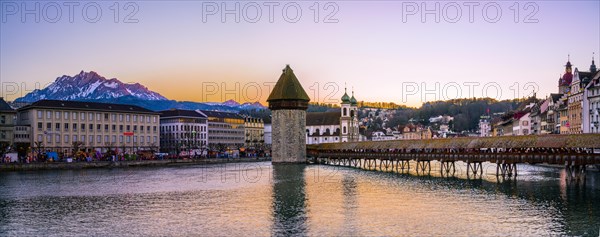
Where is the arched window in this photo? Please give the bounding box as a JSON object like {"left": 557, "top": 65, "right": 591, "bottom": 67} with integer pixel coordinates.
{"left": 343, "top": 126, "right": 347, "bottom": 134}
{"left": 343, "top": 108, "right": 347, "bottom": 116}
{"left": 316, "top": 128, "right": 320, "bottom": 135}
{"left": 350, "top": 110, "right": 355, "bottom": 117}
{"left": 325, "top": 128, "right": 330, "bottom": 135}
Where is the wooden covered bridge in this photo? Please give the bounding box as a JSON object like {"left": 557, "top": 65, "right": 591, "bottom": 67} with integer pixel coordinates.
{"left": 307, "top": 134, "right": 600, "bottom": 181}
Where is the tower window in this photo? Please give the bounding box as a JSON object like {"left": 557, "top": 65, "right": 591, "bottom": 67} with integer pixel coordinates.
{"left": 343, "top": 108, "right": 347, "bottom": 116}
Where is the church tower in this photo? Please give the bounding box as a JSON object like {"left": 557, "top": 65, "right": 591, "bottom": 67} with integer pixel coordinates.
{"left": 559, "top": 56, "right": 573, "bottom": 94}
{"left": 340, "top": 86, "right": 351, "bottom": 142}
{"left": 349, "top": 89, "right": 359, "bottom": 141}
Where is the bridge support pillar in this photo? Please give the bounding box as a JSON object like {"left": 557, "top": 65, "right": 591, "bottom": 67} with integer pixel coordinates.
{"left": 466, "top": 161, "right": 483, "bottom": 178}
{"left": 440, "top": 159, "right": 456, "bottom": 177}
{"left": 565, "top": 161, "right": 586, "bottom": 183}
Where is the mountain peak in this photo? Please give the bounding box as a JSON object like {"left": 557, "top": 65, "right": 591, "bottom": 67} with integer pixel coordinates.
{"left": 222, "top": 99, "right": 240, "bottom": 106}
{"left": 15, "top": 71, "right": 168, "bottom": 102}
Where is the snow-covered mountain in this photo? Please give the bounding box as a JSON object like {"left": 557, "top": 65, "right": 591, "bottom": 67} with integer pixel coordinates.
{"left": 14, "top": 71, "right": 267, "bottom": 111}
{"left": 15, "top": 71, "right": 167, "bottom": 102}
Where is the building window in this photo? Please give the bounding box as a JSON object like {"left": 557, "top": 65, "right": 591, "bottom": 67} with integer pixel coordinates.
{"left": 73, "top": 135, "right": 77, "bottom": 142}
{"left": 37, "top": 111, "right": 43, "bottom": 119}
{"left": 55, "top": 111, "right": 61, "bottom": 119}
{"left": 64, "top": 112, "right": 69, "bottom": 120}
{"left": 88, "top": 113, "right": 93, "bottom": 121}
{"left": 112, "top": 114, "right": 116, "bottom": 121}
{"left": 126, "top": 115, "right": 130, "bottom": 122}
{"left": 64, "top": 135, "right": 69, "bottom": 143}
{"left": 73, "top": 112, "right": 78, "bottom": 120}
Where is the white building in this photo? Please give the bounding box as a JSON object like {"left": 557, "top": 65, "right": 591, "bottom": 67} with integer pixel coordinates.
{"left": 159, "top": 109, "right": 208, "bottom": 156}
{"left": 306, "top": 89, "right": 360, "bottom": 145}
{"left": 263, "top": 124, "right": 272, "bottom": 144}
{"left": 478, "top": 116, "right": 491, "bottom": 137}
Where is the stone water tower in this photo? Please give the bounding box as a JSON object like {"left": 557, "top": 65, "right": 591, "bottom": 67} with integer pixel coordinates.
{"left": 267, "top": 65, "right": 310, "bottom": 163}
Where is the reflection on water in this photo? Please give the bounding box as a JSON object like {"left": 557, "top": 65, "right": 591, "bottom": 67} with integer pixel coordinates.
{"left": 0, "top": 162, "right": 598, "bottom": 236}
{"left": 272, "top": 164, "right": 307, "bottom": 236}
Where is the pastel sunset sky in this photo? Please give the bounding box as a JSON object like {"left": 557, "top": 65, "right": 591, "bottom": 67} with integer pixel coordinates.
{"left": 1, "top": 1, "right": 598, "bottom": 107}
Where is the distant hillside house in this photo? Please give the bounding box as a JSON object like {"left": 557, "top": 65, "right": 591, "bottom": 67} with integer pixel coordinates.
{"left": 306, "top": 89, "right": 360, "bottom": 145}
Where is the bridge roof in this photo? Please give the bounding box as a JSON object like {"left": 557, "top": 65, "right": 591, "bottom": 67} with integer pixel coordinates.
{"left": 309, "top": 134, "right": 600, "bottom": 150}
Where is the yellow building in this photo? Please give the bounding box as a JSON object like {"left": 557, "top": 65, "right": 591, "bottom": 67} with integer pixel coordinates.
{"left": 16, "top": 100, "right": 160, "bottom": 155}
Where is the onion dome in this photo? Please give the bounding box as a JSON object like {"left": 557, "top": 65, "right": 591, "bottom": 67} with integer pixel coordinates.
{"left": 350, "top": 90, "right": 357, "bottom": 106}
{"left": 341, "top": 87, "right": 350, "bottom": 104}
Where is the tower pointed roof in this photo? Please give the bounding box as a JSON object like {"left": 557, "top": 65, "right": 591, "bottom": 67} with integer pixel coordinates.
{"left": 267, "top": 65, "right": 310, "bottom": 110}
{"left": 591, "top": 53, "right": 597, "bottom": 73}
{"left": 267, "top": 65, "right": 310, "bottom": 102}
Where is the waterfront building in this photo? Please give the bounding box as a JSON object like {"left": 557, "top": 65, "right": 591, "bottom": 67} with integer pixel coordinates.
{"left": 583, "top": 71, "right": 600, "bottom": 133}
{"left": 159, "top": 109, "right": 208, "bottom": 156}
{"left": 263, "top": 123, "right": 272, "bottom": 144}
{"left": 306, "top": 88, "right": 360, "bottom": 144}
{"left": 0, "top": 98, "right": 16, "bottom": 150}
{"left": 558, "top": 101, "right": 569, "bottom": 134}
{"left": 244, "top": 116, "right": 264, "bottom": 149}
{"left": 582, "top": 56, "right": 600, "bottom": 133}
{"left": 201, "top": 110, "right": 245, "bottom": 155}
{"left": 16, "top": 100, "right": 160, "bottom": 155}
{"left": 542, "top": 94, "right": 562, "bottom": 134}
{"left": 567, "top": 68, "right": 592, "bottom": 134}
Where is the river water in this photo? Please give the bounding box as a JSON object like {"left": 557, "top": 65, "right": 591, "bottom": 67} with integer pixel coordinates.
{"left": 0, "top": 161, "right": 598, "bottom": 236}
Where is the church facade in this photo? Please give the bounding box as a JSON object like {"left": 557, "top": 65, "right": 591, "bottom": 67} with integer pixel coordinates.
{"left": 306, "top": 89, "right": 360, "bottom": 145}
